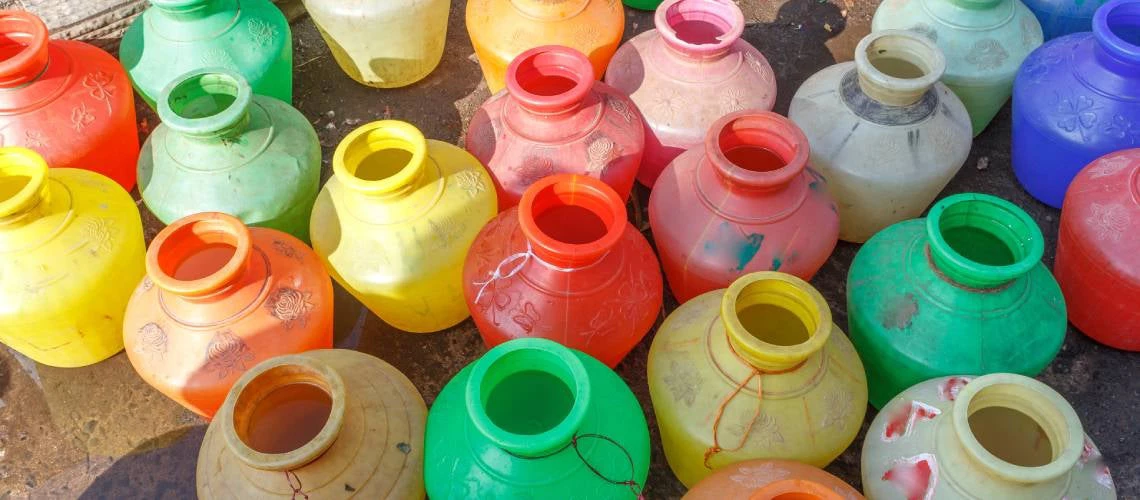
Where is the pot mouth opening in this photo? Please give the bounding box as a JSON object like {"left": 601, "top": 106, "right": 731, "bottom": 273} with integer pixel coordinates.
{"left": 926, "top": 194, "right": 1042, "bottom": 288}
{"left": 1096, "top": 0, "right": 1140, "bottom": 63}
{"left": 660, "top": 0, "right": 742, "bottom": 49}
{"left": 731, "top": 277, "right": 820, "bottom": 348}
{"left": 466, "top": 339, "right": 591, "bottom": 457}
{"left": 507, "top": 46, "right": 593, "bottom": 113}
{"left": 709, "top": 113, "right": 809, "bottom": 188}
{"left": 519, "top": 175, "right": 626, "bottom": 267}
{"left": 236, "top": 377, "right": 334, "bottom": 455}
{"left": 167, "top": 72, "right": 241, "bottom": 120}
{"left": 334, "top": 121, "right": 428, "bottom": 195}
{"left": 0, "top": 147, "right": 46, "bottom": 219}
{"left": 148, "top": 213, "right": 253, "bottom": 296}
{"left": 0, "top": 11, "right": 48, "bottom": 85}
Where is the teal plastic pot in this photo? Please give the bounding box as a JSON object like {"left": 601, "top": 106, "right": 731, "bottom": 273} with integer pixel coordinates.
{"left": 425, "top": 338, "right": 650, "bottom": 499}
{"left": 847, "top": 193, "right": 1066, "bottom": 408}
{"left": 120, "top": 0, "right": 292, "bottom": 109}
{"left": 624, "top": 0, "right": 664, "bottom": 9}
{"left": 138, "top": 70, "right": 320, "bottom": 242}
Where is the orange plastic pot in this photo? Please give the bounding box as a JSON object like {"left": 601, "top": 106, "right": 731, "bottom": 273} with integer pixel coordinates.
{"left": 124, "top": 212, "right": 334, "bottom": 418}
{"left": 466, "top": 0, "right": 624, "bottom": 93}
{"left": 684, "top": 460, "right": 863, "bottom": 500}
{"left": 0, "top": 11, "right": 139, "bottom": 190}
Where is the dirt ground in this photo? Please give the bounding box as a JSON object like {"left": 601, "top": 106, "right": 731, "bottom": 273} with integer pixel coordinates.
{"left": 1, "top": 1, "right": 1138, "bottom": 498}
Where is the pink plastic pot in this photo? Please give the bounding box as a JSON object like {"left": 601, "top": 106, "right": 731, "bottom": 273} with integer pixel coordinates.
{"left": 605, "top": 0, "right": 776, "bottom": 188}
{"left": 466, "top": 45, "right": 646, "bottom": 210}
{"left": 649, "top": 111, "right": 839, "bottom": 303}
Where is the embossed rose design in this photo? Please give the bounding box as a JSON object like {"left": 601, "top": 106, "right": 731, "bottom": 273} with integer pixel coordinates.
{"left": 966, "top": 39, "right": 1009, "bottom": 70}
{"left": 266, "top": 287, "right": 314, "bottom": 329}
{"left": 652, "top": 89, "right": 681, "bottom": 121}
{"left": 515, "top": 155, "right": 555, "bottom": 186}
{"left": 1087, "top": 203, "right": 1130, "bottom": 242}
{"left": 23, "top": 130, "right": 45, "bottom": 149}
{"left": 721, "top": 89, "right": 748, "bottom": 115}
{"left": 136, "top": 323, "right": 167, "bottom": 359}
{"left": 586, "top": 137, "right": 617, "bottom": 174}
{"left": 608, "top": 96, "right": 635, "bottom": 124}
{"left": 272, "top": 240, "right": 302, "bottom": 261}
{"left": 204, "top": 330, "right": 254, "bottom": 379}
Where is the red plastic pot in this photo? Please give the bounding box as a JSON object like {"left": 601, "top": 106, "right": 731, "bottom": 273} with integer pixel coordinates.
{"left": 462, "top": 174, "right": 663, "bottom": 367}
{"left": 465, "top": 45, "right": 645, "bottom": 210}
{"left": 1055, "top": 149, "right": 1140, "bottom": 350}
{"left": 0, "top": 11, "right": 139, "bottom": 190}
{"left": 649, "top": 111, "right": 839, "bottom": 303}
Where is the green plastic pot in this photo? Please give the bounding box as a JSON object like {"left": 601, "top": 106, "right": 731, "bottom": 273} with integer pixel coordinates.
{"left": 847, "top": 193, "right": 1066, "bottom": 408}
{"left": 425, "top": 338, "right": 650, "bottom": 499}
{"left": 138, "top": 69, "right": 320, "bottom": 242}
{"left": 120, "top": 0, "right": 292, "bottom": 109}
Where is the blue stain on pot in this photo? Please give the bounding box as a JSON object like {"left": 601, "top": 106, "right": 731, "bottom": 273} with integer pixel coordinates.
{"left": 736, "top": 233, "right": 764, "bottom": 271}
{"left": 703, "top": 222, "right": 765, "bottom": 272}
{"left": 772, "top": 256, "right": 783, "bottom": 271}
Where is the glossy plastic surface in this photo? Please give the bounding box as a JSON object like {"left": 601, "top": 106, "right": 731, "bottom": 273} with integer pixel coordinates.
{"left": 123, "top": 213, "right": 334, "bottom": 418}
{"left": 847, "top": 193, "right": 1066, "bottom": 409}
{"left": 683, "top": 460, "right": 864, "bottom": 499}
{"left": 120, "top": 0, "right": 292, "bottom": 108}
{"left": 198, "top": 350, "right": 427, "bottom": 498}
{"left": 872, "top": 0, "right": 1044, "bottom": 135}
{"left": 463, "top": 175, "right": 663, "bottom": 368}
{"left": 310, "top": 121, "right": 498, "bottom": 333}
{"left": 0, "top": 148, "right": 145, "bottom": 367}
{"left": 1012, "top": 0, "right": 1140, "bottom": 208}
{"left": 466, "top": 0, "right": 624, "bottom": 93}
{"left": 424, "top": 338, "right": 651, "bottom": 499}
{"left": 790, "top": 31, "right": 972, "bottom": 243}
{"left": 0, "top": 11, "right": 140, "bottom": 190}
{"left": 303, "top": 0, "right": 448, "bottom": 87}
{"left": 139, "top": 70, "right": 320, "bottom": 241}
{"left": 862, "top": 374, "right": 1116, "bottom": 499}
{"left": 466, "top": 46, "right": 645, "bottom": 210}
{"left": 605, "top": 0, "right": 776, "bottom": 188}
{"left": 650, "top": 111, "right": 839, "bottom": 303}
{"left": 1024, "top": 0, "right": 1110, "bottom": 39}
{"left": 648, "top": 272, "right": 867, "bottom": 487}
{"left": 1055, "top": 150, "right": 1140, "bottom": 350}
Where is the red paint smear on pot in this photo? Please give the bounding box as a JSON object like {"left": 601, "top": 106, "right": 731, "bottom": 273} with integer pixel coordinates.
{"left": 882, "top": 453, "right": 938, "bottom": 500}
{"left": 883, "top": 400, "right": 941, "bottom": 442}
{"left": 938, "top": 376, "right": 972, "bottom": 401}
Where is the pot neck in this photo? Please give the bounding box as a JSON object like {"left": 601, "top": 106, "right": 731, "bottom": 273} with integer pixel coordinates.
{"left": 466, "top": 338, "right": 591, "bottom": 458}
{"left": 151, "top": 0, "right": 235, "bottom": 20}
{"left": 656, "top": 0, "right": 745, "bottom": 60}
{"left": 705, "top": 111, "right": 811, "bottom": 193}
{"left": 333, "top": 120, "right": 429, "bottom": 199}
{"left": 947, "top": 374, "right": 1084, "bottom": 484}
{"left": 1093, "top": 0, "right": 1140, "bottom": 76}
{"left": 222, "top": 355, "right": 347, "bottom": 471}
{"left": 721, "top": 272, "right": 831, "bottom": 372}
{"left": 925, "top": 193, "right": 1044, "bottom": 289}
{"left": 0, "top": 11, "right": 50, "bottom": 88}
{"left": 146, "top": 212, "right": 254, "bottom": 298}
{"left": 159, "top": 70, "right": 253, "bottom": 140}
{"left": 508, "top": 0, "right": 590, "bottom": 20}
{"left": 506, "top": 45, "right": 594, "bottom": 116}
{"left": 854, "top": 30, "right": 945, "bottom": 107}
{"left": 0, "top": 147, "right": 50, "bottom": 226}
{"left": 518, "top": 174, "right": 626, "bottom": 269}
{"left": 749, "top": 479, "right": 845, "bottom": 500}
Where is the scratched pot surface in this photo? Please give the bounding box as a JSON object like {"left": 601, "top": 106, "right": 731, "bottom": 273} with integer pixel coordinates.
{"left": 2, "top": 1, "right": 1137, "bottom": 498}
